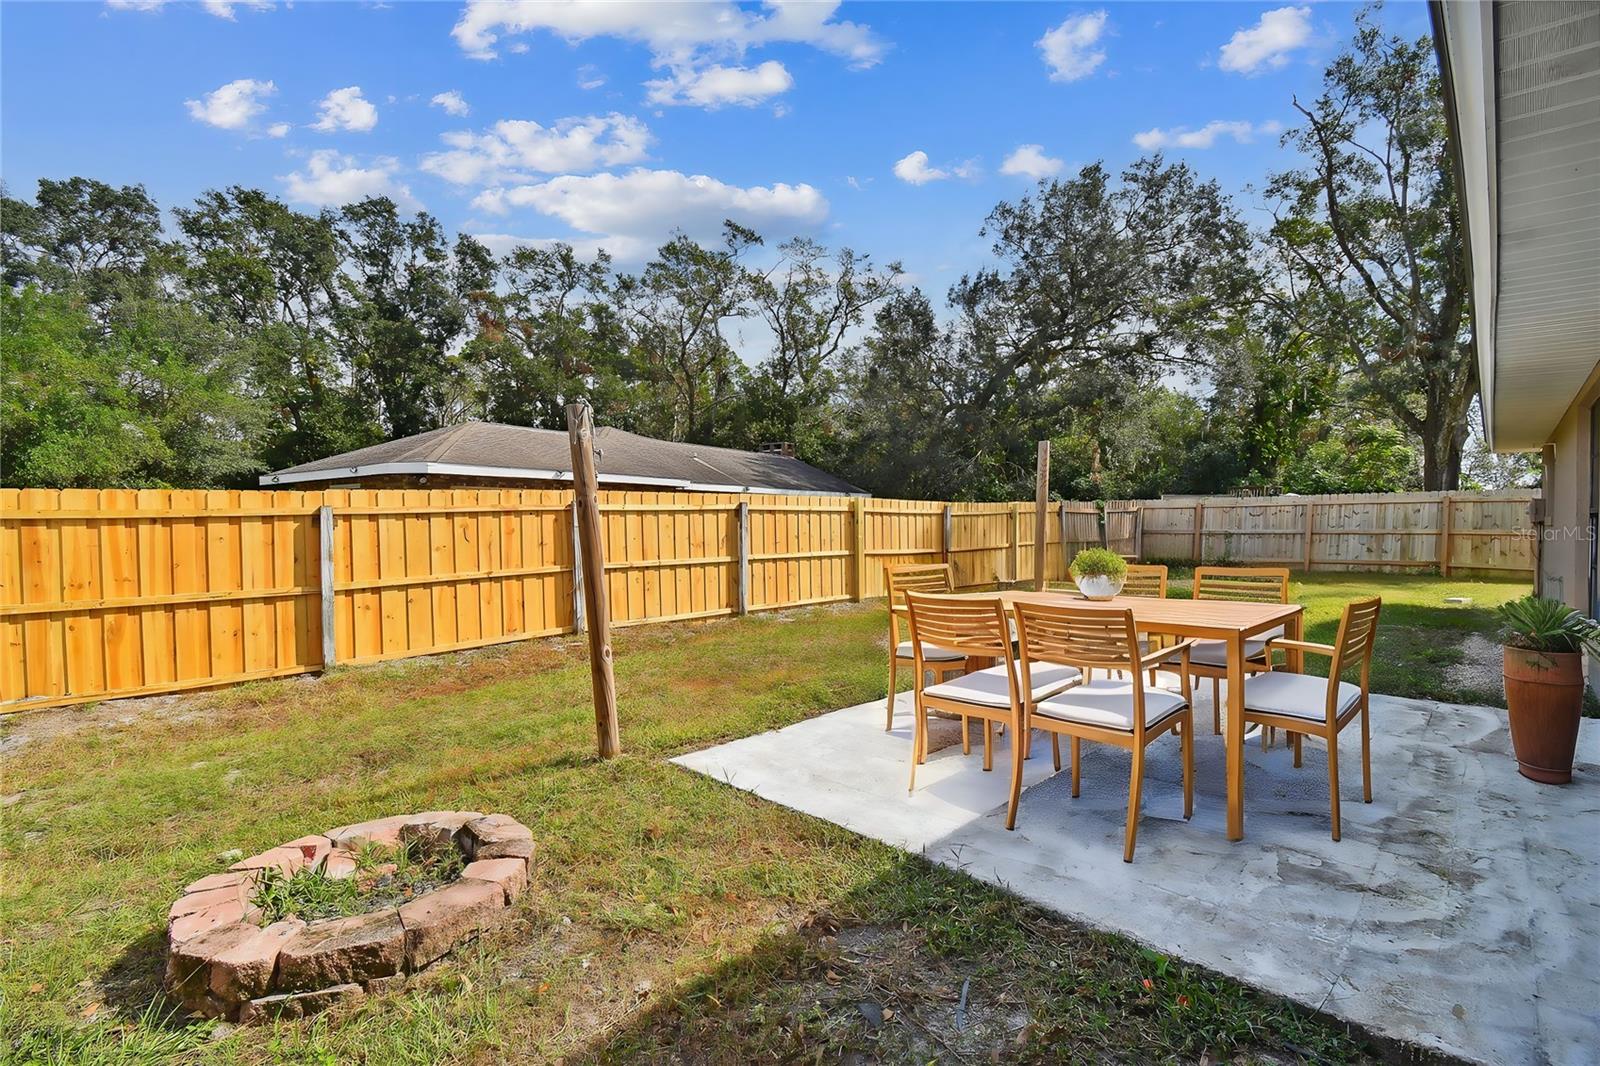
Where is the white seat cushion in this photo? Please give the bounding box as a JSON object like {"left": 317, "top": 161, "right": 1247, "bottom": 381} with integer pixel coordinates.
{"left": 1165, "top": 638, "right": 1269, "bottom": 668}
{"left": 1242, "top": 670, "right": 1361, "bottom": 722}
{"left": 895, "top": 640, "right": 965, "bottom": 662}
{"left": 1033, "top": 680, "right": 1187, "bottom": 731}
{"left": 924, "top": 662, "right": 1079, "bottom": 709}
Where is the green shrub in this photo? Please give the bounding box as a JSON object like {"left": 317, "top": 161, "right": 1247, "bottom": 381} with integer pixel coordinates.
{"left": 1497, "top": 595, "right": 1600, "bottom": 655}
{"left": 1069, "top": 548, "right": 1128, "bottom": 581}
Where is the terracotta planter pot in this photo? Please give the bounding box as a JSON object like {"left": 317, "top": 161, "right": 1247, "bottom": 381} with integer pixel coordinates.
{"left": 1501, "top": 646, "right": 1584, "bottom": 784}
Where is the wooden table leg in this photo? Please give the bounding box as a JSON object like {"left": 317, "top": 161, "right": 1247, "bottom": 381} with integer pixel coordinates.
{"left": 1226, "top": 631, "right": 1246, "bottom": 841}
{"left": 1286, "top": 609, "right": 1305, "bottom": 674}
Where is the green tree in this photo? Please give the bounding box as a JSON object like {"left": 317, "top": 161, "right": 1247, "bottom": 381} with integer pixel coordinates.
{"left": 336, "top": 198, "right": 474, "bottom": 438}
{"left": 1, "top": 177, "right": 169, "bottom": 316}
{"left": 730, "top": 238, "right": 901, "bottom": 458}
{"left": 478, "top": 242, "right": 631, "bottom": 430}
{"left": 175, "top": 186, "right": 376, "bottom": 470}
{"left": 614, "top": 223, "right": 760, "bottom": 443}
{"left": 1266, "top": 6, "right": 1474, "bottom": 489}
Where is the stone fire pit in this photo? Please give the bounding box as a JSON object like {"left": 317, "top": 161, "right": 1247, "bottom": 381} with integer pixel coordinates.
{"left": 165, "top": 811, "right": 532, "bottom": 1022}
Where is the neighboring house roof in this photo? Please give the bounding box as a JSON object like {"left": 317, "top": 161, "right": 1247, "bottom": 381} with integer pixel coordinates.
{"left": 260, "top": 421, "right": 869, "bottom": 496}
{"left": 1431, "top": 0, "right": 1600, "bottom": 451}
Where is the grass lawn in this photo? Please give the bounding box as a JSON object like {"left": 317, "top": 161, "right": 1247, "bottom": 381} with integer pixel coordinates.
{"left": 0, "top": 571, "right": 1524, "bottom": 1064}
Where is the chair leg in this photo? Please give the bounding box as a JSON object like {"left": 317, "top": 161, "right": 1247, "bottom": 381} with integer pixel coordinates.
{"left": 1124, "top": 743, "right": 1145, "bottom": 863}
{"left": 1052, "top": 733, "right": 1062, "bottom": 773}
{"left": 1070, "top": 737, "right": 1081, "bottom": 797}
{"left": 1211, "top": 677, "right": 1221, "bottom": 734}
{"left": 1005, "top": 724, "right": 1025, "bottom": 830}
{"left": 1326, "top": 730, "right": 1342, "bottom": 842}
{"left": 1361, "top": 700, "right": 1373, "bottom": 803}
{"left": 1292, "top": 732, "right": 1302, "bottom": 768}
{"left": 1262, "top": 724, "right": 1272, "bottom": 751}
{"left": 908, "top": 698, "right": 923, "bottom": 794}
{"left": 886, "top": 654, "right": 898, "bottom": 731}
{"left": 982, "top": 718, "right": 993, "bottom": 772}
{"left": 1181, "top": 717, "right": 1194, "bottom": 819}
{"left": 962, "top": 714, "right": 972, "bottom": 755}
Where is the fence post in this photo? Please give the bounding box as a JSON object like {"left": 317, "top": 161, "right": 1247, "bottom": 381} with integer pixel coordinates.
{"left": 737, "top": 501, "right": 751, "bottom": 614}
{"left": 1133, "top": 506, "right": 1145, "bottom": 562}
{"left": 942, "top": 504, "right": 953, "bottom": 568}
{"left": 1058, "top": 503, "right": 1070, "bottom": 578}
{"left": 1302, "top": 502, "right": 1316, "bottom": 572}
{"left": 1439, "top": 494, "right": 1454, "bottom": 577}
{"left": 318, "top": 505, "right": 336, "bottom": 669}
{"left": 1099, "top": 504, "right": 1110, "bottom": 549}
{"left": 1033, "top": 442, "right": 1050, "bottom": 591}
{"left": 850, "top": 497, "right": 867, "bottom": 601}
{"left": 1010, "top": 503, "right": 1023, "bottom": 584}
{"left": 1192, "top": 500, "right": 1205, "bottom": 563}
{"left": 570, "top": 495, "right": 586, "bottom": 631}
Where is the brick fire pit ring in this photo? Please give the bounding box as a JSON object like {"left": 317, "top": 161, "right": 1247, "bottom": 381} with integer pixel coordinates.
{"left": 165, "top": 811, "right": 532, "bottom": 1022}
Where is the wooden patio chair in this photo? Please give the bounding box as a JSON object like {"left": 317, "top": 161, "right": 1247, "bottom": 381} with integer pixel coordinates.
{"left": 1244, "top": 597, "right": 1381, "bottom": 841}
{"left": 903, "top": 593, "right": 1079, "bottom": 791}
{"left": 883, "top": 564, "right": 968, "bottom": 732}
{"left": 1163, "top": 566, "right": 1290, "bottom": 737}
{"left": 1121, "top": 564, "right": 1169, "bottom": 599}
{"left": 1010, "top": 601, "right": 1196, "bottom": 862}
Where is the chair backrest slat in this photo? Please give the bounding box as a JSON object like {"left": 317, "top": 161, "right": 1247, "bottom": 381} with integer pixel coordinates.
{"left": 886, "top": 563, "right": 953, "bottom": 610}
{"left": 1193, "top": 566, "right": 1289, "bottom": 604}
{"left": 904, "top": 592, "right": 1011, "bottom": 660}
{"left": 1121, "top": 564, "right": 1168, "bottom": 599}
{"left": 1333, "top": 597, "right": 1382, "bottom": 680}
{"left": 1013, "top": 601, "right": 1140, "bottom": 673}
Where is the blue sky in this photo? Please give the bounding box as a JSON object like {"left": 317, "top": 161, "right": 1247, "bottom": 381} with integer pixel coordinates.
{"left": 2, "top": 1, "right": 1432, "bottom": 307}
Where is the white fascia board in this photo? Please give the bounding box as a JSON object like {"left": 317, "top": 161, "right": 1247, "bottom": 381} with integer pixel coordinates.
{"left": 1435, "top": 0, "right": 1500, "bottom": 447}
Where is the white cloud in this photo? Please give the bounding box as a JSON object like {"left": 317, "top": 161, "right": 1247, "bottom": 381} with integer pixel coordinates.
{"left": 1000, "top": 144, "right": 1063, "bottom": 180}
{"left": 200, "top": 0, "right": 273, "bottom": 18}
{"left": 312, "top": 86, "right": 378, "bottom": 133}
{"left": 468, "top": 231, "right": 624, "bottom": 262}
{"left": 108, "top": 0, "right": 272, "bottom": 15}
{"left": 1038, "top": 10, "right": 1109, "bottom": 82}
{"left": 266, "top": 121, "right": 291, "bottom": 138}
{"left": 893, "top": 150, "right": 946, "bottom": 185}
{"left": 430, "top": 90, "right": 471, "bottom": 117}
{"left": 892, "top": 150, "right": 977, "bottom": 185}
{"left": 185, "top": 78, "right": 277, "bottom": 132}
{"left": 451, "top": 0, "right": 885, "bottom": 67}
{"left": 470, "top": 168, "right": 827, "bottom": 262}
{"left": 1131, "top": 119, "right": 1282, "bottom": 151}
{"left": 421, "top": 113, "right": 651, "bottom": 186}
{"left": 281, "top": 150, "right": 418, "bottom": 209}
{"left": 577, "top": 65, "right": 607, "bottom": 91}
{"left": 1218, "top": 7, "right": 1312, "bottom": 74}
{"left": 645, "top": 60, "right": 793, "bottom": 108}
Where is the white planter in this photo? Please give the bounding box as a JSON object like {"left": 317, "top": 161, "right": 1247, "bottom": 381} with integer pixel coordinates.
{"left": 1074, "top": 574, "right": 1124, "bottom": 600}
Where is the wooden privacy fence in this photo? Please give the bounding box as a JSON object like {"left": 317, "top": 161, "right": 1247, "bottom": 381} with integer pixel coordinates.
{"left": 1132, "top": 491, "right": 1537, "bottom": 575}
{"left": 0, "top": 487, "right": 1534, "bottom": 713}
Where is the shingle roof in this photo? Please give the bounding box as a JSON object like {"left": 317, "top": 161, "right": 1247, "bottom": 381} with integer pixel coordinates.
{"left": 261, "top": 421, "right": 867, "bottom": 496}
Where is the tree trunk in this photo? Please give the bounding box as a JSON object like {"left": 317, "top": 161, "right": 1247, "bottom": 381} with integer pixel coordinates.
{"left": 1421, "top": 416, "right": 1467, "bottom": 491}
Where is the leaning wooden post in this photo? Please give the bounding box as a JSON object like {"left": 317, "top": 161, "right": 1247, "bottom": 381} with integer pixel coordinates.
{"left": 941, "top": 504, "right": 953, "bottom": 567}
{"left": 318, "top": 505, "right": 337, "bottom": 669}
{"left": 736, "top": 501, "right": 751, "bottom": 615}
{"left": 1133, "top": 505, "right": 1145, "bottom": 563}
{"left": 1192, "top": 500, "right": 1205, "bottom": 563}
{"left": 1033, "top": 441, "right": 1050, "bottom": 591}
{"left": 566, "top": 400, "right": 620, "bottom": 759}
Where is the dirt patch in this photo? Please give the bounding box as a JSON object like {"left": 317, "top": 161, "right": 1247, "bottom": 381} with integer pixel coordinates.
{"left": 1445, "top": 633, "right": 1505, "bottom": 701}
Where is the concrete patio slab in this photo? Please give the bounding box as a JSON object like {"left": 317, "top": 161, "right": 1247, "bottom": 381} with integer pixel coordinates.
{"left": 673, "top": 686, "right": 1600, "bottom": 1065}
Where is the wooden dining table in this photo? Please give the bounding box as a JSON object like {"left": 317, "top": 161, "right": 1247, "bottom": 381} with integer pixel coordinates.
{"left": 954, "top": 589, "right": 1305, "bottom": 842}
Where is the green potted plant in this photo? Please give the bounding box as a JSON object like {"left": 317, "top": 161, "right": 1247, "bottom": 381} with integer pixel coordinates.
{"left": 1497, "top": 595, "right": 1600, "bottom": 783}
{"left": 1069, "top": 548, "right": 1128, "bottom": 600}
